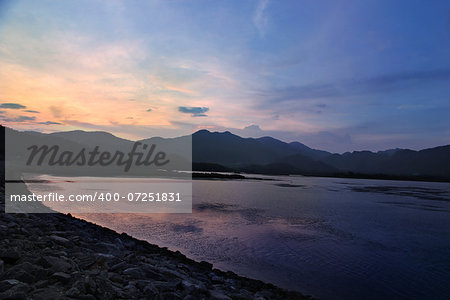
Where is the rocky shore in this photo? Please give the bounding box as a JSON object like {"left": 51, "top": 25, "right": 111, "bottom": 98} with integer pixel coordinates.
{"left": 0, "top": 182, "right": 312, "bottom": 300}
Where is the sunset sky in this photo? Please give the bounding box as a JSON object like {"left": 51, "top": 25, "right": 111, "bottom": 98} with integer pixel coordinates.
{"left": 0, "top": 0, "right": 449, "bottom": 152}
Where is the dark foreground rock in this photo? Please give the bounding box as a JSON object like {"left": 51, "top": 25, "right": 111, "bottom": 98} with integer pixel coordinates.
{"left": 0, "top": 185, "right": 312, "bottom": 299}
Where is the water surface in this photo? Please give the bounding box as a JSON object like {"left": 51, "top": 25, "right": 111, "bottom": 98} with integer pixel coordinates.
{"left": 29, "top": 175, "right": 450, "bottom": 299}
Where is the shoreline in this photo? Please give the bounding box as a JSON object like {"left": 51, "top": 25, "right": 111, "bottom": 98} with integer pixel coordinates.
{"left": 0, "top": 181, "right": 312, "bottom": 300}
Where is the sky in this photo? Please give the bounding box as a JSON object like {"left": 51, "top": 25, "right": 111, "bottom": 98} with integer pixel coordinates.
{"left": 0, "top": 0, "right": 449, "bottom": 153}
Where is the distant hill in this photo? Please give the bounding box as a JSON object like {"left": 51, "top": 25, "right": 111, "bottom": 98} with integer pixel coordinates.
{"left": 2, "top": 126, "right": 449, "bottom": 181}
{"left": 192, "top": 130, "right": 450, "bottom": 180}
{"left": 192, "top": 130, "right": 329, "bottom": 167}
{"left": 49, "top": 130, "right": 134, "bottom": 152}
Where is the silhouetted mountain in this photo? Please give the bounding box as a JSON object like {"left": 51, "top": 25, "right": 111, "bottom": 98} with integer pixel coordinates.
{"left": 3, "top": 127, "right": 191, "bottom": 178}
{"left": 2, "top": 126, "right": 449, "bottom": 181}
{"left": 191, "top": 130, "right": 331, "bottom": 169}
{"left": 49, "top": 130, "right": 134, "bottom": 152}
{"left": 323, "top": 151, "right": 389, "bottom": 174}
{"left": 289, "top": 141, "right": 331, "bottom": 160}
{"left": 192, "top": 130, "right": 287, "bottom": 165}
{"left": 191, "top": 130, "right": 449, "bottom": 179}
{"left": 376, "top": 148, "right": 404, "bottom": 156}
{"left": 379, "top": 146, "right": 450, "bottom": 178}
{"left": 278, "top": 153, "right": 339, "bottom": 174}
{"left": 320, "top": 146, "right": 450, "bottom": 178}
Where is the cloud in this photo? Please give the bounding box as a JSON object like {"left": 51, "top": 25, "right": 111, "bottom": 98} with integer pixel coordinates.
{"left": 178, "top": 106, "right": 209, "bottom": 117}
{"left": 244, "top": 124, "right": 261, "bottom": 130}
{"left": 38, "top": 121, "right": 62, "bottom": 125}
{"left": 360, "top": 68, "right": 450, "bottom": 90}
{"left": 0, "top": 103, "right": 26, "bottom": 109}
{"left": 49, "top": 106, "right": 63, "bottom": 118}
{"left": 238, "top": 124, "right": 265, "bottom": 137}
{"left": 260, "top": 68, "right": 450, "bottom": 104}
{"left": 253, "top": 0, "right": 269, "bottom": 37}
{"left": 2, "top": 116, "right": 36, "bottom": 122}
{"left": 25, "top": 110, "right": 40, "bottom": 113}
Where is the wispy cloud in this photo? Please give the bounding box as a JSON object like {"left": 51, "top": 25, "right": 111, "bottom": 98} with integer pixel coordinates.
{"left": 0, "top": 102, "right": 26, "bottom": 109}
{"left": 178, "top": 106, "right": 209, "bottom": 117}
{"left": 253, "top": 0, "right": 269, "bottom": 37}
{"left": 2, "top": 115, "right": 35, "bottom": 122}
{"left": 259, "top": 68, "right": 450, "bottom": 104}
{"left": 38, "top": 121, "right": 62, "bottom": 125}
{"left": 49, "top": 106, "right": 63, "bottom": 118}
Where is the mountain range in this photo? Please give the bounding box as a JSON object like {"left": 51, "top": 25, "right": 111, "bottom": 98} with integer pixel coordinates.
{"left": 2, "top": 126, "right": 450, "bottom": 181}
{"left": 191, "top": 130, "right": 450, "bottom": 180}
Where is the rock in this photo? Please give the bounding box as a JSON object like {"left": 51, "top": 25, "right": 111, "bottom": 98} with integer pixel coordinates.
{"left": 109, "top": 273, "right": 124, "bottom": 284}
{"left": 95, "top": 242, "right": 119, "bottom": 254}
{"left": 31, "top": 288, "right": 64, "bottom": 300}
{"left": 84, "top": 275, "right": 97, "bottom": 294}
{"left": 142, "top": 282, "right": 159, "bottom": 297}
{"left": 5, "top": 261, "right": 46, "bottom": 280}
{"left": 0, "top": 291, "right": 27, "bottom": 300}
{"left": 142, "top": 268, "right": 165, "bottom": 281}
{"left": 9, "top": 270, "right": 35, "bottom": 284}
{"left": 34, "top": 280, "right": 49, "bottom": 289}
{"left": 158, "top": 266, "right": 186, "bottom": 279}
{"left": 50, "top": 272, "right": 71, "bottom": 283}
{"left": 123, "top": 267, "right": 145, "bottom": 279}
{"left": 0, "top": 279, "right": 20, "bottom": 291}
{"left": 153, "top": 280, "right": 182, "bottom": 292}
{"left": 7, "top": 222, "right": 18, "bottom": 228}
{"left": 91, "top": 253, "right": 113, "bottom": 270}
{"left": 199, "top": 261, "right": 213, "bottom": 271}
{"left": 50, "top": 234, "right": 70, "bottom": 245}
{"left": 209, "top": 290, "right": 232, "bottom": 300}
{"left": 161, "top": 291, "right": 182, "bottom": 300}
{"left": 210, "top": 273, "right": 224, "bottom": 283}
{"left": 66, "top": 287, "right": 81, "bottom": 297}
{"left": 114, "top": 238, "right": 124, "bottom": 248}
{"left": 20, "top": 228, "right": 30, "bottom": 235}
{"left": 0, "top": 282, "right": 31, "bottom": 300}
{"left": 71, "top": 279, "right": 87, "bottom": 294}
{"left": 91, "top": 276, "right": 116, "bottom": 299}
{"left": 181, "top": 280, "right": 194, "bottom": 289}
{"left": 110, "top": 261, "right": 127, "bottom": 272}
{"left": 0, "top": 250, "right": 20, "bottom": 263}
{"left": 76, "top": 256, "right": 98, "bottom": 269}
{"left": 254, "top": 290, "right": 273, "bottom": 299}
{"left": 0, "top": 259, "right": 3, "bottom": 273}
{"left": 75, "top": 294, "right": 97, "bottom": 300}
{"left": 40, "top": 256, "right": 73, "bottom": 273}
{"left": 124, "top": 283, "right": 139, "bottom": 294}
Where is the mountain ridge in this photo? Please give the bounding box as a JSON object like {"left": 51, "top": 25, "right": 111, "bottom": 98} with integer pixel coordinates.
{"left": 2, "top": 126, "right": 449, "bottom": 181}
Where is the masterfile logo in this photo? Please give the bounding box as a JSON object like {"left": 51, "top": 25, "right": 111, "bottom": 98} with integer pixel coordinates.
{"left": 4, "top": 127, "right": 192, "bottom": 214}
{"left": 26, "top": 142, "right": 170, "bottom": 172}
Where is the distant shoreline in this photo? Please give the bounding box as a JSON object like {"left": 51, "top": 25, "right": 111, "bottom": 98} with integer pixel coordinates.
{"left": 6, "top": 170, "right": 450, "bottom": 184}
{"left": 191, "top": 171, "right": 450, "bottom": 183}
